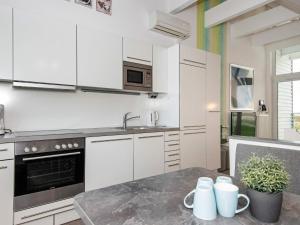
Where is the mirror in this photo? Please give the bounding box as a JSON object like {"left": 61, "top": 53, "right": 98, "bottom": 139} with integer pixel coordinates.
{"left": 230, "top": 64, "right": 254, "bottom": 111}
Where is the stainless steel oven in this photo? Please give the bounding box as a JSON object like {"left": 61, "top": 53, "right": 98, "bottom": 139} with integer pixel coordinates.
{"left": 14, "top": 137, "right": 85, "bottom": 211}
{"left": 123, "top": 61, "right": 152, "bottom": 92}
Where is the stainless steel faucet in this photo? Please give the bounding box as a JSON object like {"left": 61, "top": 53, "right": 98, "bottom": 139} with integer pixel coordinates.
{"left": 123, "top": 112, "right": 140, "bottom": 130}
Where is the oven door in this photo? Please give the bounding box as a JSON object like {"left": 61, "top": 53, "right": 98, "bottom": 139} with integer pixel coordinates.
{"left": 14, "top": 149, "right": 84, "bottom": 211}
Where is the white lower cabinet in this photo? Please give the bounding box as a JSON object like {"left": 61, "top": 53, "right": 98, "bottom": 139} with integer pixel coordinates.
{"left": 134, "top": 133, "right": 165, "bottom": 180}
{"left": 0, "top": 159, "right": 14, "bottom": 225}
{"left": 22, "top": 216, "right": 53, "bottom": 225}
{"left": 85, "top": 135, "right": 134, "bottom": 191}
{"left": 54, "top": 209, "right": 79, "bottom": 225}
{"left": 180, "top": 130, "right": 206, "bottom": 169}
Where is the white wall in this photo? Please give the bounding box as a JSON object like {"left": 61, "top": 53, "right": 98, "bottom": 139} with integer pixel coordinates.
{"left": 0, "top": 0, "right": 196, "bottom": 131}
{"left": 225, "top": 22, "right": 266, "bottom": 124}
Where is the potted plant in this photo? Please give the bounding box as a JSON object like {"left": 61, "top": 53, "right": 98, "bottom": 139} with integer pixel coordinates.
{"left": 239, "top": 154, "right": 289, "bottom": 223}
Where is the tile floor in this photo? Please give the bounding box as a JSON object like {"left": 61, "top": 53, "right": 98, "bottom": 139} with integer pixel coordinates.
{"left": 64, "top": 219, "right": 84, "bottom": 225}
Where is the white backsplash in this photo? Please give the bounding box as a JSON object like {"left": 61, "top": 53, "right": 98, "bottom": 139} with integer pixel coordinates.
{"left": 0, "top": 83, "right": 176, "bottom": 131}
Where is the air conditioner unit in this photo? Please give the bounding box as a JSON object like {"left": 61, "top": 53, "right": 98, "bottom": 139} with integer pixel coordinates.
{"left": 149, "top": 11, "right": 191, "bottom": 40}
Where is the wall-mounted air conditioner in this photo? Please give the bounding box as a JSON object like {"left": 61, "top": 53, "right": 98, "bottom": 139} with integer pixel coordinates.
{"left": 149, "top": 11, "right": 191, "bottom": 40}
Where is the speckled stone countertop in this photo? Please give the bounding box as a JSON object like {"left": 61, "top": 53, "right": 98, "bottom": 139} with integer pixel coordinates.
{"left": 0, "top": 126, "right": 179, "bottom": 144}
{"left": 74, "top": 168, "right": 300, "bottom": 225}
{"left": 229, "top": 136, "right": 300, "bottom": 147}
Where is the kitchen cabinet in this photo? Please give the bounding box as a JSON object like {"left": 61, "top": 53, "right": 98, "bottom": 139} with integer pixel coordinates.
{"left": 134, "top": 133, "right": 164, "bottom": 179}
{"left": 180, "top": 64, "right": 206, "bottom": 129}
{"left": 0, "top": 5, "right": 12, "bottom": 81}
{"left": 85, "top": 135, "right": 134, "bottom": 191}
{"left": 206, "top": 52, "right": 221, "bottom": 170}
{"left": 123, "top": 37, "right": 153, "bottom": 66}
{"left": 180, "top": 130, "right": 206, "bottom": 169}
{"left": 77, "top": 26, "right": 123, "bottom": 90}
{"left": 13, "top": 9, "right": 76, "bottom": 86}
{"left": 0, "top": 143, "right": 14, "bottom": 225}
{"left": 22, "top": 216, "right": 53, "bottom": 225}
{"left": 180, "top": 45, "right": 206, "bottom": 67}
{"left": 153, "top": 46, "right": 168, "bottom": 93}
{"left": 54, "top": 209, "right": 79, "bottom": 225}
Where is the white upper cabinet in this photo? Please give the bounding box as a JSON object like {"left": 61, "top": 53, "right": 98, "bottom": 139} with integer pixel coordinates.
{"left": 0, "top": 6, "right": 12, "bottom": 81}
{"left": 123, "top": 37, "right": 153, "bottom": 66}
{"left": 77, "top": 26, "right": 123, "bottom": 89}
{"left": 180, "top": 45, "right": 206, "bottom": 67}
{"left": 206, "top": 52, "right": 221, "bottom": 112}
{"left": 180, "top": 64, "right": 206, "bottom": 129}
{"left": 13, "top": 9, "right": 76, "bottom": 85}
{"left": 134, "top": 133, "right": 165, "bottom": 180}
{"left": 153, "top": 45, "right": 168, "bottom": 93}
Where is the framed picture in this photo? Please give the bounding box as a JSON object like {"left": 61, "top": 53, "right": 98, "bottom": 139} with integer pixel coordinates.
{"left": 230, "top": 64, "right": 254, "bottom": 111}
{"left": 75, "top": 0, "right": 92, "bottom": 7}
{"left": 96, "top": 0, "right": 112, "bottom": 15}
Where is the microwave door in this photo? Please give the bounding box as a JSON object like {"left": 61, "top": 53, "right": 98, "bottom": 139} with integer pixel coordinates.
{"left": 124, "top": 67, "right": 145, "bottom": 87}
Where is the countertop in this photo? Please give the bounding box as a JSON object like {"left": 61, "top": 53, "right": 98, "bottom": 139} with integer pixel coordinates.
{"left": 229, "top": 136, "right": 300, "bottom": 147}
{"left": 0, "top": 126, "right": 179, "bottom": 144}
{"left": 74, "top": 167, "right": 300, "bottom": 225}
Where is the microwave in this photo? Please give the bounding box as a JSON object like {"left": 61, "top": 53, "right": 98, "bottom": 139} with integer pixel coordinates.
{"left": 123, "top": 61, "right": 152, "bottom": 92}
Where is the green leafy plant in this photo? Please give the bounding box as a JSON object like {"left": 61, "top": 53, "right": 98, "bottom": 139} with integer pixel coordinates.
{"left": 239, "top": 154, "right": 289, "bottom": 193}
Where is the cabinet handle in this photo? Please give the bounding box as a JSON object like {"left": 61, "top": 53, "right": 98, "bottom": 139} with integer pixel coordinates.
{"left": 138, "top": 135, "right": 164, "bottom": 139}
{"left": 183, "top": 132, "right": 206, "bottom": 135}
{"left": 183, "top": 59, "right": 206, "bottom": 66}
{"left": 168, "top": 134, "right": 179, "bottom": 136}
{"left": 184, "top": 125, "right": 205, "bottom": 128}
{"left": 168, "top": 163, "right": 180, "bottom": 167}
{"left": 168, "top": 153, "right": 179, "bottom": 157}
{"left": 0, "top": 148, "right": 8, "bottom": 152}
{"left": 208, "top": 110, "right": 220, "bottom": 112}
{"left": 91, "top": 138, "right": 132, "bottom": 143}
{"left": 0, "top": 166, "right": 8, "bottom": 170}
{"left": 21, "top": 204, "right": 73, "bottom": 220}
{"left": 168, "top": 144, "right": 179, "bottom": 147}
{"left": 127, "top": 56, "right": 151, "bottom": 63}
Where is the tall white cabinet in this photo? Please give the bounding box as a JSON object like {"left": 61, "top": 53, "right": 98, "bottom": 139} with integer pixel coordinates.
{"left": 13, "top": 9, "right": 76, "bottom": 86}
{"left": 169, "top": 45, "right": 221, "bottom": 170}
{"left": 0, "top": 6, "right": 12, "bottom": 81}
{"left": 77, "top": 26, "right": 123, "bottom": 90}
{"left": 206, "top": 52, "right": 221, "bottom": 170}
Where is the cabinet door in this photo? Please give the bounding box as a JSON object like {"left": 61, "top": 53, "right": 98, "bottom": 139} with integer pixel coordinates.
{"left": 180, "top": 64, "right": 206, "bottom": 129}
{"left": 85, "top": 135, "right": 134, "bottom": 191}
{"left": 180, "top": 45, "right": 206, "bottom": 67}
{"left": 0, "top": 160, "right": 14, "bottom": 225}
{"left": 14, "top": 9, "right": 76, "bottom": 85}
{"left": 206, "top": 112, "right": 221, "bottom": 170}
{"left": 123, "top": 37, "right": 152, "bottom": 65}
{"left": 77, "top": 26, "right": 122, "bottom": 89}
{"left": 0, "top": 6, "right": 12, "bottom": 81}
{"left": 206, "top": 52, "right": 221, "bottom": 112}
{"left": 134, "top": 133, "right": 164, "bottom": 180}
{"left": 180, "top": 130, "right": 206, "bottom": 169}
{"left": 22, "top": 216, "right": 53, "bottom": 225}
{"left": 153, "top": 46, "right": 168, "bottom": 93}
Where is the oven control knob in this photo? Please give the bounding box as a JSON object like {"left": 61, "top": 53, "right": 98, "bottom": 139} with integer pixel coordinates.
{"left": 73, "top": 143, "right": 79, "bottom": 148}
{"left": 24, "top": 147, "right": 30, "bottom": 153}
{"left": 31, "top": 146, "right": 38, "bottom": 152}
{"left": 67, "top": 143, "right": 73, "bottom": 148}
{"left": 62, "top": 144, "right": 67, "bottom": 149}
{"left": 55, "top": 145, "right": 61, "bottom": 150}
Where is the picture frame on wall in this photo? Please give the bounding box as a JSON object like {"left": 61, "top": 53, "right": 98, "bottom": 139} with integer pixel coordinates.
{"left": 75, "top": 0, "right": 92, "bottom": 8}
{"left": 96, "top": 0, "right": 112, "bottom": 15}
{"left": 230, "top": 64, "right": 254, "bottom": 111}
